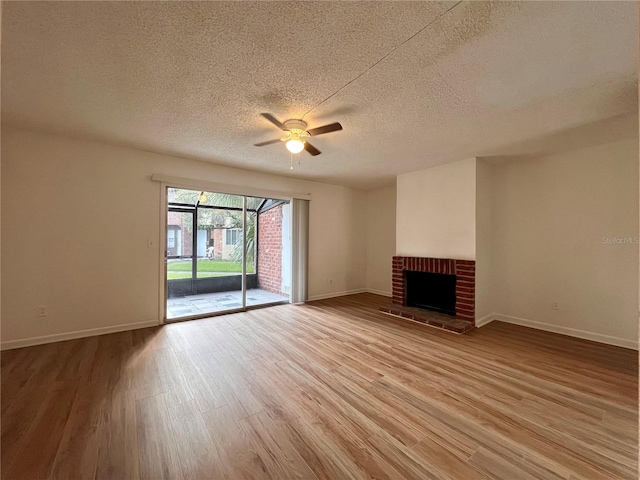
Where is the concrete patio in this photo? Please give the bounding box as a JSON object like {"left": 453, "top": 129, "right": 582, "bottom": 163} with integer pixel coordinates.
{"left": 166, "top": 288, "right": 289, "bottom": 319}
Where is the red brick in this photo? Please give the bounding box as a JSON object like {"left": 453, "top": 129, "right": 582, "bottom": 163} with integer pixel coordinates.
{"left": 456, "top": 285, "right": 476, "bottom": 294}
{"left": 456, "top": 260, "right": 475, "bottom": 266}
{"left": 457, "top": 296, "right": 475, "bottom": 304}
{"left": 457, "top": 303, "right": 475, "bottom": 312}
{"left": 457, "top": 300, "right": 475, "bottom": 308}
{"left": 456, "top": 270, "right": 475, "bottom": 276}
{"left": 457, "top": 272, "right": 475, "bottom": 279}
{"left": 456, "top": 290, "right": 474, "bottom": 298}
{"left": 257, "top": 205, "right": 283, "bottom": 294}
{"left": 456, "top": 296, "right": 476, "bottom": 305}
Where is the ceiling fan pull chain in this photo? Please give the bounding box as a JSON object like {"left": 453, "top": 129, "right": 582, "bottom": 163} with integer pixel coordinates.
{"left": 290, "top": 151, "right": 294, "bottom": 171}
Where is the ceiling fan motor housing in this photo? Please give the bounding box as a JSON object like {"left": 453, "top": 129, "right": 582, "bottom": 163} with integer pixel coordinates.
{"left": 281, "top": 119, "right": 310, "bottom": 142}
{"left": 283, "top": 119, "right": 307, "bottom": 132}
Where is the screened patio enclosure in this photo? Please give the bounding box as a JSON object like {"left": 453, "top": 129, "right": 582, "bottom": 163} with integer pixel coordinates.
{"left": 165, "top": 187, "right": 291, "bottom": 320}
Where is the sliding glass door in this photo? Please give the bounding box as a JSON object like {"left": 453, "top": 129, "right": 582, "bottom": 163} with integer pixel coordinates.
{"left": 166, "top": 207, "right": 196, "bottom": 300}
{"left": 246, "top": 196, "right": 292, "bottom": 308}
{"left": 165, "top": 187, "right": 290, "bottom": 321}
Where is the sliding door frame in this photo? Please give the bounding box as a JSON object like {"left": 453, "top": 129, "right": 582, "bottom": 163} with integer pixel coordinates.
{"left": 166, "top": 206, "right": 198, "bottom": 297}
{"left": 158, "top": 180, "right": 301, "bottom": 324}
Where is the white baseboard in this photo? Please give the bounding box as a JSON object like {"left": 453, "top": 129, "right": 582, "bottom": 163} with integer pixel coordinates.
{"left": 475, "top": 313, "right": 497, "bottom": 328}
{"left": 366, "top": 289, "right": 392, "bottom": 297}
{"left": 307, "top": 289, "right": 366, "bottom": 302}
{"left": 1, "top": 319, "right": 160, "bottom": 351}
{"left": 493, "top": 314, "right": 638, "bottom": 350}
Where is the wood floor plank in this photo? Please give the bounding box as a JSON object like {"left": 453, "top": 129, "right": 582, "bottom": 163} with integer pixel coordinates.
{"left": 1, "top": 293, "right": 637, "bottom": 480}
{"left": 1, "top": 378, "right": 55, "bottom": 470}
{"left": 469, "top": 446, "right": 539, "bottom": 480}
{"left": 363, "top": 432, "right": 453, "bottom": 480}
{"left": 3, "top": 380, "right": 79, "bottom": 480}
{"left": 374, "top": 374, "right": 614, "bottom": 479}
{"left": 262, "top": 409, "right": 363, "bottom": 480}
{"left": 95, "top": 389, "right": 140, "bottom": 480}
{"left": 411, "top": 434, "right": 491, "bottom": 480}
{"left": 135, "top": 393, "right": 183, "bottom": 480}
{"left": 201, "top": 404, "right": 272, "bottom": 480}
{"left": 50, "top": 379, "right": 108, "bottom": 480}
{"left": 238, "top": 410, "right": 318, "bottom": 479}
{"left": 165, "top": 399, "right": 225, "bottom": 479}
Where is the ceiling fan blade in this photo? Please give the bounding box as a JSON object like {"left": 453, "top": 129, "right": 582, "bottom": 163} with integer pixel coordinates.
{"left": 304, "top": 142, "right": 321, "bottom": 156}
{"left": 254, "top": 138, "right": 282, "bottom": 147}
{"left": 260, "top": 113, "right": 287, "bottom": 130}
{"left": 307, "top": 122, "right": 342, "bottom": 136}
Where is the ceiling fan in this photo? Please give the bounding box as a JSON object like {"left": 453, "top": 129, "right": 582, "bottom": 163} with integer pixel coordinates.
{"left": 254, "top": 113, "right": 342, "bottom": 156}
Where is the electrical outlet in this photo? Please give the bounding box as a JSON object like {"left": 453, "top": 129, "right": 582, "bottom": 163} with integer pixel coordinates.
{"left": 553, "top": 301, "right": 560, "bottom": 311}
{"left": 36, "top": 306, "right": 48, "bottom": 317}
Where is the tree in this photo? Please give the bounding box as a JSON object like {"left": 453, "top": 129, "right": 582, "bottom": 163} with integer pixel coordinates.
{"left": 231, "top": 212, "right": 256, "bottom": 266}
{"left": 170, "top": 189, "right": 257, "bottom": 265}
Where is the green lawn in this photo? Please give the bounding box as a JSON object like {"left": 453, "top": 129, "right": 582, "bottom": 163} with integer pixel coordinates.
{"left": 167, "top": 259, "right": 254, "bottom": 280}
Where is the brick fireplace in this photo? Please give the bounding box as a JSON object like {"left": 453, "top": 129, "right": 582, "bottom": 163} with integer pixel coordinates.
{"left": 392, "top": 256, "right": 475, "bottom": 323}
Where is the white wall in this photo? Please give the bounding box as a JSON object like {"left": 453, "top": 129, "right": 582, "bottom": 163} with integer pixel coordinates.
{"left": 475, "top": 159, "right": 494, "bottom": 321}
{"left": 365, "top": 185, "right": 396, "bottom": 296}
{"left": 396, "top": 158, "right": 476, "bottom": 260}
{"left": 393, "top": 137, "right": 638, "bottom": 347}
{"left": 489, "top": 138, "right": 639, "bottom": 346}
{"left": 1, "top": 127, "right": 367, "bottom": 345}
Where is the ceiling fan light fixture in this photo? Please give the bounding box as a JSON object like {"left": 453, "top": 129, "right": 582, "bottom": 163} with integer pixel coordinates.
{"left": 286, "top": 138, "right": 305, "bottom": 154}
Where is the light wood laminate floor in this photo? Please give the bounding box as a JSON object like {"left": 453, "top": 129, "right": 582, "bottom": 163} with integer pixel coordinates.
{"left": 1, "top": 293, "right": 637, "bottom": 479}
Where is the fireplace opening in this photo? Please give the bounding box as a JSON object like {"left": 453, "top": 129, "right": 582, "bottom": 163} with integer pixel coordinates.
{"left": 405, "top": 270, "right": 457, "bottom": 316}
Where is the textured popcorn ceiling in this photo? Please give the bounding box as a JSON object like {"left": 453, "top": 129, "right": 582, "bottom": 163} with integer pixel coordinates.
{"left": 2, "top": 1, "right": 637, "bottom": 189}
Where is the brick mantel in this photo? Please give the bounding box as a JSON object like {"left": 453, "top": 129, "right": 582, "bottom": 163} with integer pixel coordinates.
{"left": 392, "top": 256, "right": 475, "bottom": 323}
